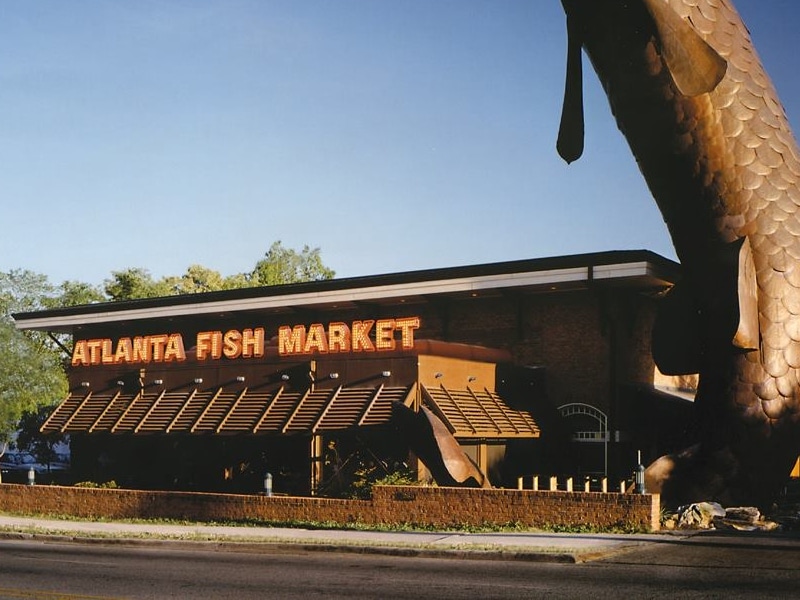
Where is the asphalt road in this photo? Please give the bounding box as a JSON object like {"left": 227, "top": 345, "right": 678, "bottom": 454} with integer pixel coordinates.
{"left": 0, "top": 533, "right": 798, "bottom": 599}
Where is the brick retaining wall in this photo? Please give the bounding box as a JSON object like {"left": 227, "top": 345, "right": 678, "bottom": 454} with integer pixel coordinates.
{"left": 371, "top": 486, "right": 660, "bottom": 531}
{"left": 0, "top": 484, "right": 660, "bottom": 531}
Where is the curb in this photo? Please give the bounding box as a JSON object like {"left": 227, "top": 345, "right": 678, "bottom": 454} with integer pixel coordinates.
{"left": 0, "top": 529, "right": 617, "bottom": 564}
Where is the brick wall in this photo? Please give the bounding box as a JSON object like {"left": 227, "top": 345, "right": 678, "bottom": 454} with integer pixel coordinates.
{"left": 0, "top": 484, "right": 660, "bottom": 532}
{"left": 371, "top": 485, "right": 660, "bottom": 531}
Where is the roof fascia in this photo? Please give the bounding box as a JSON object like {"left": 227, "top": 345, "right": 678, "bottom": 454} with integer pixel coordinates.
{"left": 14, "top": 253, "right": 678, "bottom": 332}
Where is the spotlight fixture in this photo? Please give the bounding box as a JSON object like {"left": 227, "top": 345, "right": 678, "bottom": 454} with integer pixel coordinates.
{"left": 193, "top": 378, "right": 203, "bottom": 385}
{"left": 80, "top": 381, "right": 91, "bottom": 388}
{"left": 381, "top": 371, "right": 392, "bottom": 377}
{"left": 153, "top": 379, "right": 164, "bottom": 386}
{"left": 468, "top": 376, "right": 477, "bottom": 382}
{"left": 116, "top": 380, "right": 125, "bottom": 386}
{"left": 329, "top": 373, "right": 339, "bottom": 379}
{"left": 281, "top": 374, "right": 290, "bottom": 381}
{"left": 236, "top": 376, "right": 246, "bottom": 382}
{"left": 434, "top": 372, "right": 443, "bottom": 379}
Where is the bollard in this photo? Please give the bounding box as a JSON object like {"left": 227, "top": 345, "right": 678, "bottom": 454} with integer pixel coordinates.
{"left": 635, "top": 450, "right": 646, "bottom": 494}
{"left": 601, "top": 478, "right": 608, "bottom": 493}
{"left": 584, "top": 477, "right": 591, "bottom": 493}
{"left": 27, "top": 466, "right": 35, "bottom": 486}
{"left": 264, "top": 472, "right": 273, "bottom": 497}
{"left": 532, "top": 475, "right": 539, "bottom": 491}
{"left": 517, "top": 476, "right": 523, "bottom": 490}
{"left": 549, "top": 476, "right": 558, "bottom": 491}
{"left": 619, "top": 480, "right": 626, "bottom": 494}
{"left": 635, "top": 463, "right": 646, "bottom": 494}
{"left": 566, "top": 477, "right": 573, "bottom": 492}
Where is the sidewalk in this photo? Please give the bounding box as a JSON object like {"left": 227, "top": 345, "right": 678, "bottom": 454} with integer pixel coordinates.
{"left": 0, "top": 514, "right": 686, "bottom": 563}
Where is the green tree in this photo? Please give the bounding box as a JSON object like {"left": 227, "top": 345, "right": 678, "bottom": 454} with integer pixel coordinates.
{"left": 47, "top": 280, "right": 105, "bottom": 309}
{"left": 103, "top": 267, "right": 166, "bottom": 301}
{"left": 103, "top": 242, "right": 335, "bottom": 300}
{"left": 248, "top": 241, "right": 335, "bottom": 286}
{"left": 162, "top": 264, "right": 232, "bottom": 295}
{"left": 0, "top": 321, "right": 67, "bottom": 444}
{"left": 0, "top": 270, "right": 68, "bottom": 445}
{"left": 13, "top": 404, "right": 67, "bottom": 471}
{"left": 0, "top": 269, "right": 53, "bottom": 314}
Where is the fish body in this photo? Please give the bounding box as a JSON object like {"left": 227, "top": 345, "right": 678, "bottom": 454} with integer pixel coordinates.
{"left": 559, "top": 0, "right": 800, "bottom": 507}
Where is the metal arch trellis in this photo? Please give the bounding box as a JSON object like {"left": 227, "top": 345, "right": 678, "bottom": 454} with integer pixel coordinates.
{"left": 557, "top": 402, "right": 608, "bottom": 477}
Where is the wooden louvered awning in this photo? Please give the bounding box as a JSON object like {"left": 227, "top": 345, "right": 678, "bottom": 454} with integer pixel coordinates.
{"left": 41, "top": 383, "right": 538, "bottom": 440}
{"left": 41, "top": 384, "right": 415, "bottom": 435}
{"left": 421, "top": 384, "right": 540, "bottom": 439}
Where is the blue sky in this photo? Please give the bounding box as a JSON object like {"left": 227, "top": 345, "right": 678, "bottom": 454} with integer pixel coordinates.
{"left": 1, "top": 1, "right": 799, "bottom": 286}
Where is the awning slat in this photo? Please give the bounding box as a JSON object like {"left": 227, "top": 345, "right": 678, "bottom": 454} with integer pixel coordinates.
{"left": 421, "top": 384, "right": 540, "bottom": 439}
{"left": 41, "top": 382, "right": 536, "bottom": 437}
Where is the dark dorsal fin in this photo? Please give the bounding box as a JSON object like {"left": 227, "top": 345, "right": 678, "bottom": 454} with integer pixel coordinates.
{"left": 557, "top": 11, "right": 585, "bottom": 164}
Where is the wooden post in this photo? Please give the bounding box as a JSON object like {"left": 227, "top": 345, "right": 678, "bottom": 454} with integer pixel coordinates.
{"left": 584, "top": 477, "right": 591, "bottom": 493}
{"left": 517, "top": 476, "right": 524, "bottom": 490}
{"left": 532, "top": 475, "right": 539, "bottom": 491}
{"left": 478, "top": 443, "right": 488, "bottom": 478}
{"left": 549, "top": 476, "right": 558, "bottom": 491}
{"left": 601, "top": 478, "right": 608, "bottom": 493}
{"left": 415, "top": 454, "right": 431, "bottom": 483}
{"left": 566, "top": 477, "right": 573, "bottom": 492}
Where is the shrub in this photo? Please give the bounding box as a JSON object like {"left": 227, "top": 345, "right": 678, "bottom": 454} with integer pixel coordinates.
{"left": 73, "top": 480, "right": 119, "bottom": 489}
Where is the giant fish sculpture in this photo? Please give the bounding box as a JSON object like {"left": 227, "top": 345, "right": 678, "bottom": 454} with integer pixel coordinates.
{"left": 557, "top": 0, "right": 800, "bottom": 508}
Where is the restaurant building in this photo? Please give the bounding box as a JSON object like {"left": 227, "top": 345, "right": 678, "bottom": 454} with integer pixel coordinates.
{"left": 13, "top": 250, "right": 693, "bottom": 496}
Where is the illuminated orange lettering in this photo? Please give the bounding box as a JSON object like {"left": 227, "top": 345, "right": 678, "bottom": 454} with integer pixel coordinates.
{"left": 375, "top": 319, "right": 396, "bottom": 351}
{"left": 278, "top": 325, "right": 306, "bottom": 355}
{"left": 352, "top": 320, "right": 375, "bottom": 352}
{"left": 132, "top": 337, "right": 151, "bottom": 363}
{"left": 328, "top": 322, "right": 350, "bottom": 352}
{"left": 197, "top": 331, "right": 223, "bottom": 360}
{"left": 304, "top": 323, "right": 328, "bottom": 354}
{"left": 223, "top": 330, "right": 243, "bottom": 359}
{"left": 242, "top": 328, "right": 265, "bottom": 358}
{"left": 149, "top": 334, "right": 169, "bottom": 362}
{"left": 164, "top": 333, "right": 186, "bottom": 362}
{"left": 100, "top": 339, "right": 114, "bottom": 364}
{"left": 196, "top": 331, "right": 212, "bottom": 360}
{"left": 71, "top": 340, "right": 88, "bottom": 366}
{"left": 395, "top": 316, "right": 420, "bottom": 349}
{"left": 68, "top": 317, "right": 420, "bottom": 367}
{"left": 86, "top": 339, "right": 103, "bottom": 365}
{"left": 114, "top": 338, "right": 133, "bottom": 363}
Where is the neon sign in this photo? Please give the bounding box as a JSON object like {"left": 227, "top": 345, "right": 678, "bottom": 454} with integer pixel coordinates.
{"left": 277, "top": 317, "right": 420, "bottom": 355}
{"left": 71, "top": 316, "right": 421, "bottom": 367}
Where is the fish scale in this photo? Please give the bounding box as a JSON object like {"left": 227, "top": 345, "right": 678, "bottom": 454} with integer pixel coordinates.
{"left": 558, "top": 0, "right": 800, "bottom": 506}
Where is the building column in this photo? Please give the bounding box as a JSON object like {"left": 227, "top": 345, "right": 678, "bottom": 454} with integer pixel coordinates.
{"left": 310, "top": 434, "right": 323, "bottom": 495}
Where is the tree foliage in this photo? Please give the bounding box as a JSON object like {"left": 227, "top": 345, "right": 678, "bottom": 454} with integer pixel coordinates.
{"left": 104, "top": 241, "right": 335, "bottom": 301}
{"left": 0, "top": 270, "right": 69, "bottom": 444}
{"left": 0, "top": 321, "right": 68, "bottom": 444}
{"left": 47, "top": 280, "right": 106, "bottom": 309}
{"left": 103, "top": 267, "right": 165, "bottom": 301}
{"left": 250, "top": 241, "right": 335, "bottom": 286}
{"left": 14, "top": 404, "right": 67, "bottom": 468}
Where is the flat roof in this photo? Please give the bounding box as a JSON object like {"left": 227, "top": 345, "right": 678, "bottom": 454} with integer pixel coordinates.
{"left": 13, "top": 249, "right": 679, "bottom": 333}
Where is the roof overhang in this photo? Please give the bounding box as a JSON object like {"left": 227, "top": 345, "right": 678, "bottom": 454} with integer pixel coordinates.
{"left": 13, "top": 250, "right": 679, "bottom": 334}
